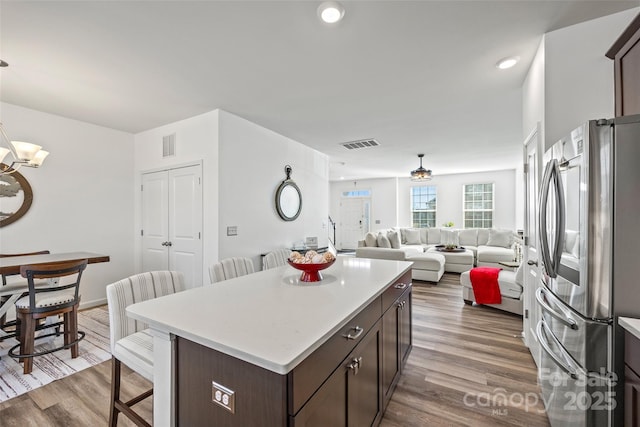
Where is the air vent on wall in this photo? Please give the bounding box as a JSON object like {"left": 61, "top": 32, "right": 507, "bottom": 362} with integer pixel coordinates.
{"left": 163, "top": 133, "right": 176, "bottom": 157}
{"left": 339, "top": 138, "right": 380, "bottom": 150}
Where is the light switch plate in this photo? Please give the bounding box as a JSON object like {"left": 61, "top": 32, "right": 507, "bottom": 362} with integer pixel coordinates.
{"left": 212, "top": 381, "right": 235, "bottom": 413}
{"left": 227, "top": 226, "right": 238, "bottom": 236}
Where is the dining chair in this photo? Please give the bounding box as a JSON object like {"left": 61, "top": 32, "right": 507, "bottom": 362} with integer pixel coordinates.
{"left": 262, "top": 248, "right": 291, "bottom": 270}
{"left": 0, "top": 250, "right": 50, "bottom": 330}
{"left": 8, "top": 259, "right": 87, "bottom": 374}
{"left": 209, "top": 257, "right": 255, "bottom": 283}
{"left": 106, "top": 271, "right": 185, "bottom": 427}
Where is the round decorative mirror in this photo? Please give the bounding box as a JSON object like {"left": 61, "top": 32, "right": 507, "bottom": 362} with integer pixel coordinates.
{"left": 275, "top": 165, "right": 302, "bottom": 221}
{"left": 0, "top": 163, "right": 34, "bottom": 227}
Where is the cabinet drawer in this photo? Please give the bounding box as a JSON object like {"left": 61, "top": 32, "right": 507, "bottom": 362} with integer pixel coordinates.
{"left": 288, "top": 296, "right": 381, "bottom": 415}
{"left": 381, "top": 271, "right": 411, "bottom": 313}
{"left": 626, "top": 331, "right": 640, "bottom": 377}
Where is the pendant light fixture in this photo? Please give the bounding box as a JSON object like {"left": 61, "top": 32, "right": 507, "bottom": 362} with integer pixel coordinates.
{"left": 0, "top": 122, "right": 49, "bottom": 176}
{"left": 410, "top": 154, "right": 432, "bottom": 181}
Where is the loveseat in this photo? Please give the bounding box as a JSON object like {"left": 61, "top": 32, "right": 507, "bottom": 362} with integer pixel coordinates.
{"left": 355, "top": 227, "right": 518, "bottom": 280}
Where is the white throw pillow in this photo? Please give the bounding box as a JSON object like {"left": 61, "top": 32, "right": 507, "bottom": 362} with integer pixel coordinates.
{"left": 364, "top": 232, "right": 377, "bottom": 247}
{"left": 458, "top": 229, "right": 478, "bottom": 246}
{"left": 388, "top": 230, "right": 401, "bottom": 249}
{"left": 377, "top": 233, "right": 391, "bottom": 248}
{"left": 487, "top": 229, "right": 512, "bottom": 248}
{"left": 427, "top": 228, "right": 441, "bottom": 244}
{"left": 405, "top": 228, "right": 421, "bottom": 245}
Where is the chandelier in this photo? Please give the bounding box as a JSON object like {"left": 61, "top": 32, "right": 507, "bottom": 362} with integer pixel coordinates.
{"left": 0, "top": 122, "right": 49, "bottom": 176}
{"left": 410, "top": 154, "right": 432, "bottom": 181}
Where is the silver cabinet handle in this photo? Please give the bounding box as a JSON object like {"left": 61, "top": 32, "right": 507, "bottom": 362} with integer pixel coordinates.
{"left": 394, "top": 283, "right": 407, "bottom": 290}
{"left": 527, "top": 260, "right": 538, "bottom": 266}
{"left": 348, "top": 356, "right": 363, "bottom": 375}
{"left": 535, "top": 287, "right": 578, "bottom": 330}
{"left": 343, "top": 326, "right": 364, "bottom": 340}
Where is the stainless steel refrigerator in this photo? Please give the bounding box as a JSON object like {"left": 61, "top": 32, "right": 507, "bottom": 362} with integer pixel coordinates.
{"left": 536, "top": 114, "right": 640, "bottom": 427}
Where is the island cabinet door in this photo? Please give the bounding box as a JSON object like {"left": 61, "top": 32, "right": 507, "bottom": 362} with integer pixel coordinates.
{"left": 399, "top": 288, "right": 412, "bottom": 365}
{"left": 382, "top": 286, "right": 412, "bottom": 408}
{"left": 291, "top": 322, "right": 382, "bottom": 427}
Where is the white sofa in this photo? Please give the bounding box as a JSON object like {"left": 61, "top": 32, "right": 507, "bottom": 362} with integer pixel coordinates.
{"left": 355, "top": 227, "right": 518, "bottom": 276}
{"left": 459, "top": 264, "right": 524, "bottom": 315}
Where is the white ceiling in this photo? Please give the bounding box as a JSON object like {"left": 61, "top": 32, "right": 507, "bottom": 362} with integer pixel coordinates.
{"left": 1, "top": 1, "right": 637, "bottom": 180}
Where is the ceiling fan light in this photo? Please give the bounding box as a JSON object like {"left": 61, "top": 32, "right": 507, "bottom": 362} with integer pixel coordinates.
{"left": 410, "top": 154, "right": 433, "bottom": 181}
{"left": 318, "top": 1, "right": 345, "bottom": 24}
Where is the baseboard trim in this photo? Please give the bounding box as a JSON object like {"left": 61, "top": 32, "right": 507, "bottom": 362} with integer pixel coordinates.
{"left": 80, "top": 298, "right": 107, "bottom": 311}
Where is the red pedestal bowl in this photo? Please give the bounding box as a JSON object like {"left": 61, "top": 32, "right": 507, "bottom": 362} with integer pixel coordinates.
{"left": 287, "top": 258, "right": 336, "bottom": 282}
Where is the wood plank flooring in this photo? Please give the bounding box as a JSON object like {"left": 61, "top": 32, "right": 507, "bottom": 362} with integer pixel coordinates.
{"left": 0, "top": 273, "right": 549, "bottom": 426}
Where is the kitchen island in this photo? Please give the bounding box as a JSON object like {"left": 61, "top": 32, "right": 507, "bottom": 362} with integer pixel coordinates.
{"left": 127, "top": 257, "right": 413, "bottom": 427}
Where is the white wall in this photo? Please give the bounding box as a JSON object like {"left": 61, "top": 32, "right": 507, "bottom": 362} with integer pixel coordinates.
{"left": 544, "top": 8, "right": 639, "bottom": 148}
{"left": 134, "top": 110, "right": 219, "bottom": 284}
{"left": 329, "top": 169, "right": 516, "bottom": 242}
{"left": 0, "top": 102, "right": 135, "bottom": 307}
{"left": 217, "top": 111, "right": 329, "bottom": 270}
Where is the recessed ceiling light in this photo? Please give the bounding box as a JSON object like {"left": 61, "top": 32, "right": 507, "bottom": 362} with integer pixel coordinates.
{"left": 496, "top": 56, "right": 519, "bottom": 70}
{"left": 318, "top": 1, "right": 345, "bottom": 24}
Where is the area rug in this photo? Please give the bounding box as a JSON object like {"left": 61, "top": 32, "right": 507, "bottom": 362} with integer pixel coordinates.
{"left": 0, "top": 306, "right": 111, "bottom": 402}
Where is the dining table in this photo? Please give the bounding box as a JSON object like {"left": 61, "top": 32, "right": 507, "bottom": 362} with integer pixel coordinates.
{"left": 0, "top": 251, "right": 110, "bottom": 338}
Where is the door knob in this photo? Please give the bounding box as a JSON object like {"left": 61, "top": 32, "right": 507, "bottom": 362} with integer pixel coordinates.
{"left": 527, "top": 260, "right": 538, "bottom": 266}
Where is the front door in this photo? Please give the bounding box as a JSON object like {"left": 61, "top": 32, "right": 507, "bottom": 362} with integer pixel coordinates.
{"left": 523, "top": 124, "right": 543, "bottom": 367}
{"left": 339, "top": 198, "right": 370, "bottom": 250}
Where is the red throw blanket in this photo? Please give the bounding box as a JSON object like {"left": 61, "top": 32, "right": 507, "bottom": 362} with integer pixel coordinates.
{"left": 469, "top": 267, "right": 502, "bottom": 304}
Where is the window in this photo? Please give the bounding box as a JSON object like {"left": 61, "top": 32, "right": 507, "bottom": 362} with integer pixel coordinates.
{"left": 411, "top": 186, "right": 437, "bottom": 228}
{"left": 342, "top": 189, "right": 371, "bottom": 197}
{"left": 463, "top": 183, "right": 494, "bottom": 228}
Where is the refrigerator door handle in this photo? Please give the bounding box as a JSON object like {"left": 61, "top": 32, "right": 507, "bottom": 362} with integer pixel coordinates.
{"left": 536, "top": 320, "right": 585, "bottom": 380}
{"left": 539, "top": 160, "right": 556, "bottom": 278}
{"left": 551, "top": 160, "right": 566, "bottom": 275}
{"left": 536, "top": 287, "right": 578, "bottom": 330}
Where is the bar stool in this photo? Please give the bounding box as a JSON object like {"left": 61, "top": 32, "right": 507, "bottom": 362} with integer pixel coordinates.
{"left": 106, "top": 270, "right": 185, "bottom": 427}
{"left": 9, "top": 259, "right": 87, "bottom": 374}
{"left": 209, "top": 257, "right": 255, "bottom": 283}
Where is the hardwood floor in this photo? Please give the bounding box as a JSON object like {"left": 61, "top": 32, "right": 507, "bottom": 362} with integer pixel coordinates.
{"left": 0, "top": 273, "right": 549, "bottom": 426}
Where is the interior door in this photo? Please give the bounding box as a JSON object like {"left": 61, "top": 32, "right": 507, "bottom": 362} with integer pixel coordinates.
{"left": 142, "top": 164, "right": 203, "bottom": 289}
{"left": 142, "top": 171, "right": 169, "bottom": 272}
{"left": 168, "top": 166, "right": 203, "bottom": 289}
{"left": 339, "top": 198, "right": 370, "bottom": 250}
{"left": 523, "top": 124, "right": 543, "bottom": 367}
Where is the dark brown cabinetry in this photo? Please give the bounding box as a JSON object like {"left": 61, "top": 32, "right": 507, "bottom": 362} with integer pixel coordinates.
{"left": 292, "top": 322, "right": 382, "bottom": 427}
{"left": 176, "top": 270, "right": 412, "bottom": 427}
{"left": 625, "top": 331, "right": 640, "bottom": 427}
{"left": 606, "top": 13, "right": 640, "bottom": 117}
{"left": 382, "top": 285, "right": 412, "bottom": 409}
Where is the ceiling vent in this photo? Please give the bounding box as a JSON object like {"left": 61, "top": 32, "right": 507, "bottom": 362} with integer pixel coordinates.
{"left": 339, "top": 138, "right": 379, "bottom": 150}
{"left": 163, "top": 133, "right": 176, "bottom": 157}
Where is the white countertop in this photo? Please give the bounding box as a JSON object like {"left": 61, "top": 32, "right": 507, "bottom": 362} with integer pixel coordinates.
{"left": 127, "top": 257, "right": 412, "bottom": 375}
{"left": 619, "top": 317, "right": 640, "bottom": 340}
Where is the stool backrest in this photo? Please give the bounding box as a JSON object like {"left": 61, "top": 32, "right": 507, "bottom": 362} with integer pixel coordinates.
{"left": 262, "top": 249, "right": 290, "bottom": 270}
{"left": 19, "top": 259, "right": 87, "bottom": 314}
{"left": 106, "top": 271, "right": 185, "bottom": 353}
{"left": 209, "top": 257, "right": 254, "bottom": 283}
